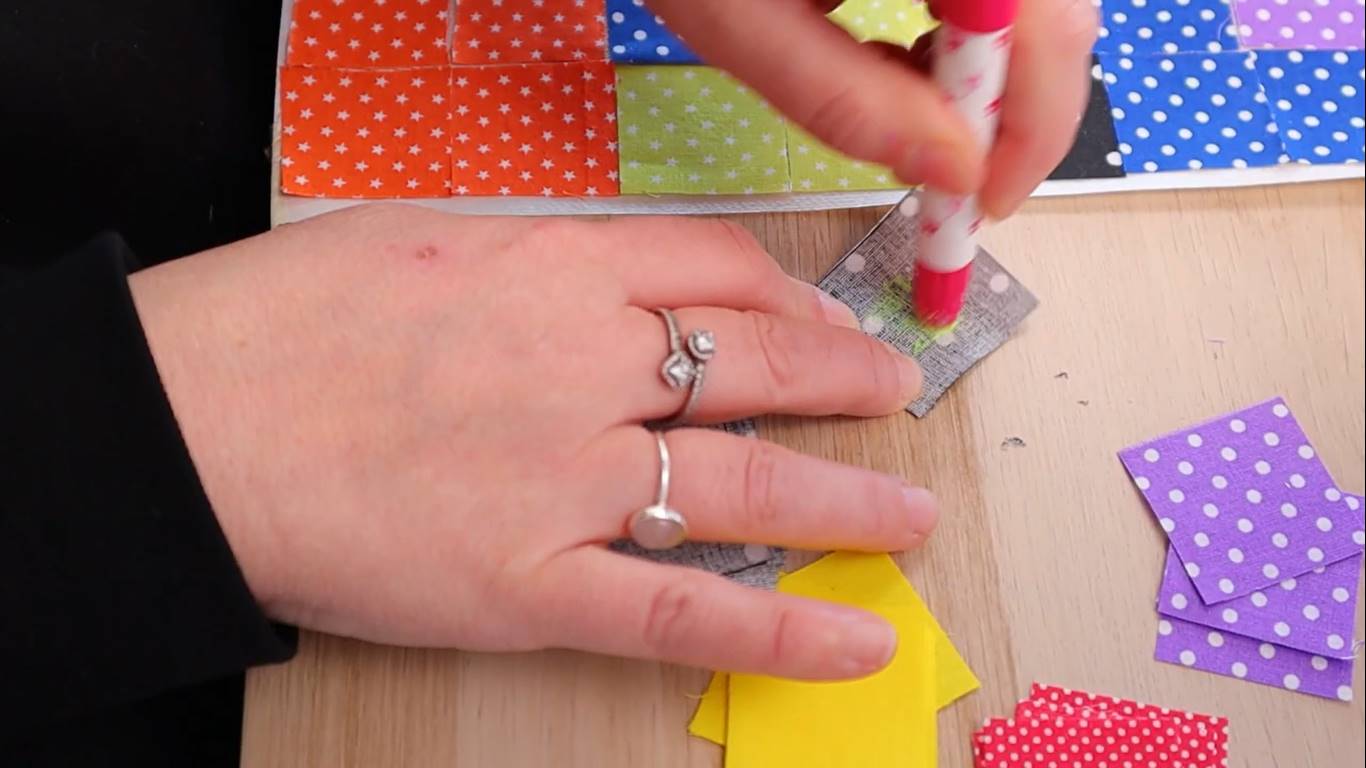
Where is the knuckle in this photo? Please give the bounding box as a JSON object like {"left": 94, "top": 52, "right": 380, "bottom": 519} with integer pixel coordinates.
{"left": 855, "top": 475, "right": 901, "bottom": 541}
{"left": 740, "top": 440, "right": 785, "bottom": 531}
{"left": 768, "top": 605, "right": 796, "bottom": 668}
{"left": 800, "top": 85, "right": 875, "bottom": 159}
{"left": 859, "top": 334, "right": 905, "bottom": 409}
{"left": 713, "top": 220, "right": 779, "bottom": 292}
{"left": 518, "top": 217, "right": 590, "bottom": 256}
{"left": 641, "top": 579, "right": 704, "bottom": 656}
{"left": 747, "top": 312, "right": 800, "bottom": 401}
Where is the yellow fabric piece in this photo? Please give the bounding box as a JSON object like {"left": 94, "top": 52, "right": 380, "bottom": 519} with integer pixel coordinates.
{"left": 687, "top": 553, "right": 977, "bottom": 749}
{"left": 688, "top": 670, "right": 730, "bottom": 744}
{"left": 828, "top": 0, "right": 937, "bottom": 46}
{"left": 779, "top": 552, "right": 979, "bottom": 709}
{"left": 726, "top": 609, "right": 934, "bottom": 765}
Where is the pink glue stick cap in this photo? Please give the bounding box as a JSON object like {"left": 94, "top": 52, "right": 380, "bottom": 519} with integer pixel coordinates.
{"left": 935, "top": 0, "right": 1021, "bottom": 33}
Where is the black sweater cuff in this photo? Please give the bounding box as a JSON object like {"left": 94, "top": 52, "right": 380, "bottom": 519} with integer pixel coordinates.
{"left": 1, "top": 234, "right": 296, "bottom": 730}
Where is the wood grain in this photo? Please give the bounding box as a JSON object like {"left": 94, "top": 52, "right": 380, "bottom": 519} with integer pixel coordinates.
{"left": 243, "top": 181, "right": 1366, "bottom": 767}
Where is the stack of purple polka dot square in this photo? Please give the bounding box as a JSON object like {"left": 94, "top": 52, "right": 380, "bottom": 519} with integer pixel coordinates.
{"left": 1119, "top": 397, "right": 1363, "bottom": 701}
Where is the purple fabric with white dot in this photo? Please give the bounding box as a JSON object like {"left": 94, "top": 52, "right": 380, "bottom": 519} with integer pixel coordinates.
{"left": 1157, "top": 544, "right": 1361, "bottom": 657}
{"left": 1156, "top": 614, "right": 1356, "bottom": 701}
{"left": 1233, "top": 0, "right": 1366, "bottom": 50}
{"left": 1120, "top": 397, "right": 1366, "bottom": 603}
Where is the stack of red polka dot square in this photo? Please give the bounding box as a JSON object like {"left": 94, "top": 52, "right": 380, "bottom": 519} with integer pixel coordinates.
{"left": 971, "top": 683, "right": 1230, "bottom": 768}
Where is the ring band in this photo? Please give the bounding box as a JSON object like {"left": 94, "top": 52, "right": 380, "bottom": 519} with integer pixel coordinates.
{"left": 629, "top": 432, "right": 688, "bottom": 550}
{"left": 651, "top": 308, "right": 716, "bottom": 429}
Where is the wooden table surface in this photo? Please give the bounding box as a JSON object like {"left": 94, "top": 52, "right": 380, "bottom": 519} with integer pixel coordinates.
{"left": 242, "top": 181, "right": 1366, "bottom": 767}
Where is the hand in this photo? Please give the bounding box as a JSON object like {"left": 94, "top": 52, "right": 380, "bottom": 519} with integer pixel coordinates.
{"left": 128, "top": 204, "right": 939, "bottom": 681}
{"left": 648, "top": 0, "right": 1099, "bottom": 216}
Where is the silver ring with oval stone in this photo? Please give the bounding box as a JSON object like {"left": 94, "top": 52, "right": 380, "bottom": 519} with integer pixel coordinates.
{"left": 651, "top": 308, "right": 715, "bottom": 429}
{"left": 628, "top": 432, "right": 688, "bottom": 550}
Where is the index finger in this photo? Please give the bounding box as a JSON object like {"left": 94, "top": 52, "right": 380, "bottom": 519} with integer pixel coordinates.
{"left": 648, "top": 0, "right": 985, "bottom": 193}
{"left": 589, "top": 217, "right": 859, "bottom": 327}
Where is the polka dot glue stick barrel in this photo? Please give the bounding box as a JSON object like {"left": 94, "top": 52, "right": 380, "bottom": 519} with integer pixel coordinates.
{"left": 912, "top": 0, "right": 1020, "bottom": 328}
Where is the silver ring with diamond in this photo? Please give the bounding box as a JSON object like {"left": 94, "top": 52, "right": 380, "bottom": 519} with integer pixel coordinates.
{"left": 652, "top": 308, "right": 715, "bottom": 429}
{"left": 629, "top": 432, "right": 689, "bottom": 550}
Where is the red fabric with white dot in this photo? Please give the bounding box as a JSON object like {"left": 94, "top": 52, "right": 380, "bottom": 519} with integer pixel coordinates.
{"left": 972, "top": 684, "right": 1230, "bottom": 768}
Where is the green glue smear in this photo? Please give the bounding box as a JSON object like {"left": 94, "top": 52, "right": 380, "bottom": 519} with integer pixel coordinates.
{"left": 866, "top": 274, "right": 959, "bottom": 356}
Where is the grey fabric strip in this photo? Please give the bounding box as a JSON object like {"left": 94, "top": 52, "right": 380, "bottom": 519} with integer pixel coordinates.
{"left": 818, "top": 193, "right": 1040, "bottom": 417}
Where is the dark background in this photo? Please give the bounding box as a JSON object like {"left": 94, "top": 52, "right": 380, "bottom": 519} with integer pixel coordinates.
{"left": 1, "top": 1, "right": 281, "bottom": 269}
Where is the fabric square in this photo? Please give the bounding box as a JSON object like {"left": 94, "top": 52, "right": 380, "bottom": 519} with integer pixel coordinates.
{"left": 616, "top": 66, "right": 790, "bottom": 194}
{"left": 1257, "top": 50, "right": 1365, "bottom": 164}
{"left": 1119, "top": 397, "right": 1366, "bottom": 603}
{"left": 788, "top": 126, "right": 903, "bottom": 192}
{"left": 1026, "top": 683, "right": 1231, "bottom": 733}
{"left": 453, "top": 0, "right": 607, "bottom": 64}
{"left": 1233, "top": 0, "right": 1366, "bottom": 50}
{"left": 1049, "top": 57, "right": 1126, "bottom": 180}
{"left": 727, "top": 553, "right": 785, "bottom": 589}
{"left": 448, "top": 62, "right": 619, "bottom": 197}
{"left": 818, "top": 194, "right": 1039, "bottom": 417}
{"left": 1094, "top": 0, "right": 1239, "bottom": 55}
{"left": 286, "top": 0, "right": 450, "bottom": 68}
{"left": 975, "top": 713, "right": 1225, "bottom": 768}
{"left": 609, "top": 539, "right": 774, "bottom": 577}
{"left": 606, "top": 0, "right": 699, "bottom": 63}
{"left": 279, "top": 67, "right": 452, "bottom": 198}
{"left": 1158, "top": 543, "right": 1362, "bottom": 658}
{"left": 828, "top": 0, "right": 937, "bottom": 46}
{"left": 690, "top": 553, "right": 981, "bottom": 749}
{"left": 782, "top": 2, "right": 938, "bottom": 192}
{"left": 972, "top": 685, "right": 1230, "bottom": 768}
{"left": 1099, "top": 51, "right": 1285, "bottom": 173}
{"left": 725, "top": 554, "right": 972, "bottom": 768}
{"left": 1157, "top": 614, "right": 1356, "bottom": 701}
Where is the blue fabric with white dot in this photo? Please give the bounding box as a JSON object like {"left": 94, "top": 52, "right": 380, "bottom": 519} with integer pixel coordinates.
{"left": 607, "top": 0, "right": 699, "bottom": 63}
{"left": 1093, "top": 0, "right": 1240, "bottom": 55}
{"left": 605, "top": 0, "right": 1363, "bottom": 175}
{"left": 1256, "top": 50, "right": 1366, "bottom": 165}
{"left": 1100, "top": 52, "right": 1285, "bottom": 172}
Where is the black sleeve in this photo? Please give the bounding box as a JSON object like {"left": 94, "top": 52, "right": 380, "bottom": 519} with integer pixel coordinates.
{"left": 0, "top": 234, "right": 296, "bottom": 733}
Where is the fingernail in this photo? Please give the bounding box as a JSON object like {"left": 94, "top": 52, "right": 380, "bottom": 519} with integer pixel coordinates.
{"left": 828, "top": 608, "right": 898, "bottom": 676}
{"left": 902, "top": 486, "right": 940, "bottom": 538}
{"left": 883, "top": 342, "right": 922, "bottom": 405}
{"left": 817, "top": 288, "right": 859, "bottom": 328}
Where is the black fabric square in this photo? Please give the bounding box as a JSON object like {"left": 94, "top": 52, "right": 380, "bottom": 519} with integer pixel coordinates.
{"left": 1049, "top": 56, "right": 1126, "bottom": 181}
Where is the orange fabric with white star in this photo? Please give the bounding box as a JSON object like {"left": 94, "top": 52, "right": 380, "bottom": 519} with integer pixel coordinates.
{"left": 287, "top": 0, "right": 450, "bottom": 68}
{"left": 449, "top": 62, "right": 619, "bottom": 196}
{"left": 453, "top": 0, "right": 607, "bottom": 64}
{"left": 279, "top": 67, "right": 453, "bottom": 198}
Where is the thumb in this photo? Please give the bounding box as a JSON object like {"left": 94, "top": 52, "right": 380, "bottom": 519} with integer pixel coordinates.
{"left": 649, "top": 0, "right": 985, "bottom": 193}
